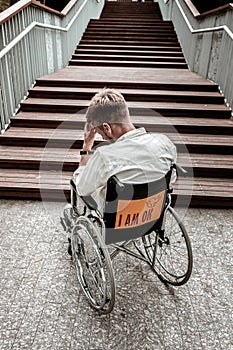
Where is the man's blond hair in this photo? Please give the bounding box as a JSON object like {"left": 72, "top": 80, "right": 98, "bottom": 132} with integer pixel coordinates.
{"left": 86, "top": 88, "right": 130, "bottom": 126}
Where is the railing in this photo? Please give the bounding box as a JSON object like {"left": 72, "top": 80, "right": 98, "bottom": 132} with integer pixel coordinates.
{"left": 0, "top": 0, "right": 105, "bottom": 133}
{"left": 157, "top": 0, "right": 233, "bottom": 113}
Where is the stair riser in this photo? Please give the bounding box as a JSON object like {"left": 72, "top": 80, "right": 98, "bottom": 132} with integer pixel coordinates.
{"left": 88, "top": 22, "right": 173, "bottom": 27}
{"left": 20, "top": 104, "right": 231, "bottom": 119}
{"left": 1, "top": 138, "right": 231, "bottom": 155}
{"left": 0, "top": 160, "right": 232, "bottom": 178}
{"left": 10, "top": 118, "right": 233, "bottom": 136}
{"left": 80, "top": 40, "right": 181, "bottom": 47}
{"left": 36, "top": 80, "right": 219, "bottom": 92}
{"left": 75, "top": 50, "right": 184, "bottom": 57}
{"left": 0, "top": 188, "right": 231, "bottom": 208}
{"left": 84, "top": 29, "right": 177, "bottom": 39}
{"left": 28, "top": 90, "right": 225, "bottom": 104}
{"left": 0, "top": 189, "right": 70, "bottom": 201}
{"left": 0, "top": 161, "right": 76, "bottom": 172}
{"left": 86, "top": 28, "right": 175, "bottom": 33}
{"left": 77, "top": 45, "right": 182, "bottom": 52}
{"left": 82, "top": 36, "right": 179, "bottom": 42}
{"left": 69, "top": 60, "right": 187, "bottom": 69}
{"left": 71, "top": 55, "right": 186, "bottom": 63}
{"left": 171, "top": 194, "right": 233, "bottom": 209}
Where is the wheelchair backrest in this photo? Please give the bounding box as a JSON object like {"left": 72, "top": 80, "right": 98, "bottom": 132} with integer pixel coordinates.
{"left": 103, "top": 170, "right": 171, "bottom": 244}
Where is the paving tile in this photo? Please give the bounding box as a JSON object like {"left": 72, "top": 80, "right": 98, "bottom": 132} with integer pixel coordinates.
{"left": 0, "top": 200, "right": 232, "bottom": 350}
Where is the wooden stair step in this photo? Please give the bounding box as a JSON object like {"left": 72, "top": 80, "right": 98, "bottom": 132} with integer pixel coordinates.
{"left": 1, "top": 127, "right": 232, "bottom": 154}
{"left": 19, "top": 98, "right": 231, "bottom": 118}
{"left": 82, "top": 34, "right": 178, "bottom": 40}
{"left": 0, "top": 146, "right": 80, "bottom": 170}
{"left": 75, "top": 48, "right": 184, "bottom": 57}
{"left": 177, "top": 153, "right": 233, "bottom": 177}
{"left": 69, "top": 59, "right": 188, "bottom": 69}
{"left": 0, "top": 168, "right": 72, "bottom": 200}
{"left": 80, "top": 40, "right": 180, "bottom": 47}
{"left": 0, "top": 127, "right": 95, "bottom": 148}
{"left": 37, "top": 78, "right": 219, "bottom": 92}
{"left": 0, "top": 145, "right": 231, "bottom": 178}
{"left": 77, "top": 44, "right": 183, "bottom": 52}
{"left": 71, "top": 54, "right": 186, "bottom": 63}
{"left": 29, "top": 86, "right": 225, "bottom": 104}
{"left": 89, "top": 19, "right": 173, "bottom": 25}
{"left": 11, "top": 112, "right": 233, "bottom": 135}
{"left": 88, "top": 24, "right": 174, "bottom": 30}
{"left": 34, "top": 67, "right": 220, "bottom": 85}
{"left": 99, "top": 17, "right": 163, "bottom": 22}
{"left": 172, "top": 177, "right": 233, "bottom": 208}
{"left": 36, "top": 66, "right": 219, "bottom": 92}
{"left": 85, "top": 27, "right": 175, "bottom": 33}
{"left": 0, "top": 169, "right": 232, "bottom": 207}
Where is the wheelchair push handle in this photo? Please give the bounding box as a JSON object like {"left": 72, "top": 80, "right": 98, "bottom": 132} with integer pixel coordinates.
{"left": 111, "top": 175, "right": 125, "bottom": 191}
{"left": 173, "top": 164, "right": 188, "bottom": 177}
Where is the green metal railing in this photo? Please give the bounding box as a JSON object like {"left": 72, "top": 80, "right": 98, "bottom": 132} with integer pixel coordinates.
{"left": 0, "top": 0, "right": 105, "bottom": 133}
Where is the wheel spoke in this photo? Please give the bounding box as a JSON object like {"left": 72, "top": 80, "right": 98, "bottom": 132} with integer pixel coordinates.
{"left": 142, "top": 207, "right": 193, "bottom": 286}
{"left": 71, "top": 216, "right": 115, "bottom": 313}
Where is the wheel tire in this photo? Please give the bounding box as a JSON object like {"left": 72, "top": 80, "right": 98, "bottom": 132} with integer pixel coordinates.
{"left": 142, "top": 206, "right": 193, "bottom": 286}
{"left": 71, "top": 216, "right": 115, "bottom": 314}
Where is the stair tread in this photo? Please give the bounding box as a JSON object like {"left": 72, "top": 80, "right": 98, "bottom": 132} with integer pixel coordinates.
{"left": 69, "top": 60, "right": 188, "bottom": 68}
{"left": 21, "top": 98, "right": 230, "bottom": 111}
{"left": 2, "top": 128, "right": 233, "bottom": 146}
{"left": 80, "top": 40, "right": 180, "bottom": 46}
{"left": 12, "top": 111, "right": 233, "bottom": 129}
{"left": 78, "top": 44, "right": 182, "bottom": 51}
{"left": 0, "top": 146, "right": 232, "bottom": 169}
{"left": 30, "top": 86, "right": 222, "bottom": 98}
{"left": 37, "top": 66, "right": 218, "bottom": 87}
{"left": 72, "top": 54, "right": 185, "bottom": 61}
{"left": 0, "top": 146, "right": 80, "bottom": 162}
{"left": 75, "top": 49, "right": 183, "bottom": 56}
{"left": 0, "top": 169, "right": 232, "bottom": 199}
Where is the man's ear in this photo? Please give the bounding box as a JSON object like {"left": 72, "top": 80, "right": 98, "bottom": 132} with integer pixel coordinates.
{"left": 103, "top": 123, "right": 111, "bottom": 133}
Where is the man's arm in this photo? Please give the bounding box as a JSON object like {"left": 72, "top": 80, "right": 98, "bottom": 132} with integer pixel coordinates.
{"left": 79, "top": 122, "right": 97, "bottom": 166}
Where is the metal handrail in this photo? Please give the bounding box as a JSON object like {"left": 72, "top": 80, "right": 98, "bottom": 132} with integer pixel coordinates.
{"left": 0, "top": 0, "right": 104, "bottom": 133}
{"left": 175, "top": 0, "right": 233, "bottom": 40}
{"left": 0, "top": 0, "right": 91, "bottom": 59}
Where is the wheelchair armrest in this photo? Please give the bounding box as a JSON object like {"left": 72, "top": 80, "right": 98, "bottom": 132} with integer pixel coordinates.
{"left": 111, "top": 175, "right": 125, "bottom": 191}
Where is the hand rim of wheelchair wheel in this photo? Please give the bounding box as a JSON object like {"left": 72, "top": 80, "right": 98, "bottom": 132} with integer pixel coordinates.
{"left": 71, "top": 216, "right": 115, "bottom": 314}
{"left": 142, "top": 206, "right": 193, "bottom": 286}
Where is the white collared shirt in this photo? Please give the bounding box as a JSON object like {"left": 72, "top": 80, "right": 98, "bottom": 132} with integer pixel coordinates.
{"left": 74, "top": 128, "right": 177, "bottom": 213}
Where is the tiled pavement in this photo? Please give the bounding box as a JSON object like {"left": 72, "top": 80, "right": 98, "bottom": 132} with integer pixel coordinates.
{"left": 0, "top": 200, "right": 232, "bottom": 350}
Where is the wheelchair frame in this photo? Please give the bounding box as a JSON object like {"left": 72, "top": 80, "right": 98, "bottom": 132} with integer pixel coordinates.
{"left": 62, "top": 165, "right": 193, "bottom": 314}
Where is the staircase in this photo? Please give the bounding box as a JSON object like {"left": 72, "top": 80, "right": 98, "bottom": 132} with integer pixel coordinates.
{"left": 0, "top": 1, "right": 232, "bottom": 207}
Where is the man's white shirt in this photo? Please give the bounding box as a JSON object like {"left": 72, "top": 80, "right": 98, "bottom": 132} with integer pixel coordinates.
{"left": 74, "top": 127, "right": 177, "bottom": 214}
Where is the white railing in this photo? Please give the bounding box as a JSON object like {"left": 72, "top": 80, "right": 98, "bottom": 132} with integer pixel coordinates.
{"left": 0, "top": 0, "right": 105, "bottom": 133}
{"left": 157, "top": 0, "right": 233, "bottom": 112}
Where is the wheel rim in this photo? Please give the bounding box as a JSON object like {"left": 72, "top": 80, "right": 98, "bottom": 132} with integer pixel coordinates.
{"left": 143, "top": 207, "right": 193, "bottom": 286}
{"left": 71, "top": 217, "right": 115, "bottom": 313}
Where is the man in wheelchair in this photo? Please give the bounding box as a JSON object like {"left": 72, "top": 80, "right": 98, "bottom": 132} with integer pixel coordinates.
{"left": 60, "top": 88, "right": 192, "bottom": 314}
{"left": 73, "top": 88, "right": 176, "bottom": 213}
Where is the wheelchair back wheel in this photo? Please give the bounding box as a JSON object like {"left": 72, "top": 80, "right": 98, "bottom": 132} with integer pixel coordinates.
{"left": 71, "top": 216, "right": 116, "bottom": 314}
{"left": 142, "top": 206, "right": 193, "bottom": 286}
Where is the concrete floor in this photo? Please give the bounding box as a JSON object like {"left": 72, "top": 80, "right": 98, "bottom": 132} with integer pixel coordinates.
{"left": 0, "top": 200, "right": 232, "bottom": 350}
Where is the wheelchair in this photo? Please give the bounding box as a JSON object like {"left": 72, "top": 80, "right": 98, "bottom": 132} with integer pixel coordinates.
{"left": 61, "top": 164, "right": 193, "bottom": 314}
